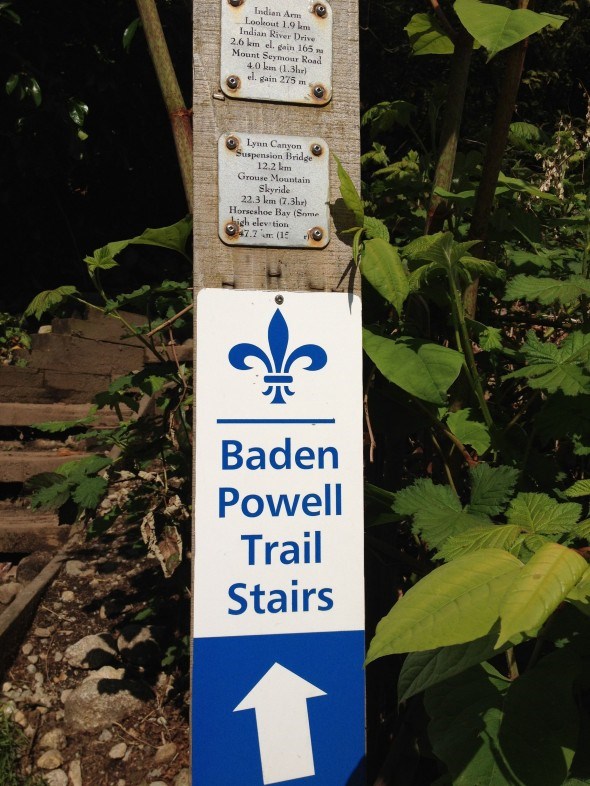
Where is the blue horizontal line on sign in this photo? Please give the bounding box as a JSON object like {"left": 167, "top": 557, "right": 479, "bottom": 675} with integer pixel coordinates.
{"left": 216, "top": 418, "right": 336, "bottom": 424}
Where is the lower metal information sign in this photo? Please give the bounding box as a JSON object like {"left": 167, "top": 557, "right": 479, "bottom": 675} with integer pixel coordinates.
{"left": 218, "top": 132, "right": 330, "bottom": 249}
{"left": 193, "top": 289, "right": 365, "bottom": 785}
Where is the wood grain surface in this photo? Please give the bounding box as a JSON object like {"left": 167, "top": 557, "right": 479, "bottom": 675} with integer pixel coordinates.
{"left": 193, "top": 0, "right": 360, "bottom": 293}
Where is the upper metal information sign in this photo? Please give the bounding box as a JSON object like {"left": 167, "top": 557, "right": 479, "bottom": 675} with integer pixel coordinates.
{"left": 193, "top": 289, "right": 365, "bottom": 786}
{"left": 218, "top": 132, "right": 330, "bottom": 248}
{"left": 220, "top": 0, "right": 333, "bottom": 105}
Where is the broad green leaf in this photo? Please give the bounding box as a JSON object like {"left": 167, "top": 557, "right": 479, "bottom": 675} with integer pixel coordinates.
{"left": 84, "top": 217, "right": 193, "bottom": 272}
{"left": 57, "top": 455, "right": 112, "bottom": 481}
{"left": 398, "top": 628, "right": 526, "bottom": 703}
{"left": 418, "top": 232, "right": 479, "bottom": 270}
{"left": 27, "top": 76, "right": 41, "bottom": 106}
{"left": 566, "top": 568, "right": 590, "bottom": 616}
{"left": 32, "top": 414, "right": 97, "bottom": 433}
{"left": 29, "top": 474, "right": 71, "bottom": 511}
{"left": 24, "top": 286, "right": 78, "bottom": 320}
{"left": 565, "top": 480, "right": 590, "bottom": 498}
{"left": 404, "top": 13, "right": 454, "bottom": 56}
{"left": 365, "top": 549, "right": 522, "bottom": 660}
{"left": 72, "top": 476, "right": 108, "bottom": 509}
{"left": 394, "top": 478, "right": 488, "bottom": 549}
{"left": 468, "top": 464, "right": 519, "bottom": 517}
{"left": 122, "top": 17, "right": 140, "bottom": 51}
{"left": 334, "top": 153, "right": 363, "bottom": 225}
{"left": 426, "top": 663, "right": 514, "bottom": 785}
{"left": 439, "top": 524, "right": 523, "bottom": 561}
{"left": 506, "top": 492, "right": 581, "bottom": 534}
{"left": 497, "top": 172, "right": 560, "bottom": 203}
{"left": 499, "top": 645, "right": 583, "bottom": 786}
{"left": 454, "top": 0, "right": 566, "bottom": 61}
{"left": 5, "top": 73, "right": 18, "bottom": 95}
{"left": 504, "top": 330, "right": 590, "bottom": 396}
{"left": 402, "top": 232, "right": 444, "bottom": 261}
{"left": 363, "top": 330, "right": 463, "bottom": 405}
{"left": 362, "top": 216, "right": 389, "bottom": 242}
{"left": 360, "top": 238, "right": 409, "bottom": 314}
{"left": 361, "top": 100, "right": 416, "bottom": 136}
{"left": 446, "top": 408, "right": 491, "bottom": 455}
{"left": 68, "top": 98, "right": 88, "bottom": 127}
{"left": 497, "top": 542, "right": 587, "bottom": 646}
{"left": 459, "top": 256, "right": 504, "bottom": 281}
{"left": 504, "top": 274, "right": 590, "bottom": 306}
{"left": 509, "top": 121, "right": 546, "bottom": 150}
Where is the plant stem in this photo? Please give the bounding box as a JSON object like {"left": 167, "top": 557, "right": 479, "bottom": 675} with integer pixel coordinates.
{"left": 425, "top": 29, "right": 474, "bottom": 234}
{"left": 505, "top": 646, "right": 519, "bottom": 680}
{"left": 465, "top": 0, "right": 532, "bottom": 317}
{"left": 449, "top": 268, "right": 494, "bottom": 430}
{"left": 135, "top": 0, "right": 193, "bottom": 212}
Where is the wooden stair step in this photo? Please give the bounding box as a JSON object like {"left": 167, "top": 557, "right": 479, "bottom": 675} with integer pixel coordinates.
{"left": 0, "top": 509, "right": 66, "bottom": 552}
{"left": 0, "top": 451, "right": 98, "bottom": 483}
{"left": 0, "top": 403, "right": 130, "bottom": 428}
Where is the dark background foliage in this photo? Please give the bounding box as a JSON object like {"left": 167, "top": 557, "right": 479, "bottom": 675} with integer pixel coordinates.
{"left": 0, "top": 0, "right": 191, "bottom": 312}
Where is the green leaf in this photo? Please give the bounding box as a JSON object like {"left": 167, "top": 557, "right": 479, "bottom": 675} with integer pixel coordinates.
{"left": 72, "top": 476, "right": 108, "bottom": 509}
{"left": 365, "top": 549, "right": 522, "bottom": 660}
{"left": 468, "top": 464, "right": 519, "bottom": 517}
{"left": 566, "top": 568, "right": 590, "bottom": 616}
{"left": 5, "top": 73, "right": 18, "bottom": 95}
{"left": 68, "top": 98, "right": 89, "bottom": 127}
{"left": 122, "top": 17, "right": 140, "bottom": 52}
{"left": 468, "top": 320, "right": 504, "bottom": 352}
{"left": 27, "top": 76, "right": 41, "bottom": 106}
{"left": 24, "top": 286, "right": 78, "bottom": 320}
{"left": 504, "top": 274, "right": 590, "bottom": 306}
{"left": 454, "top": 0, "right": 567, "bottom": 61}
{"left": 398, "top": 629, "right": 523, "bottom": 703}
{"left": 364, "top": 482, "right": 402, "bottom": 528}
{"left": 504, "top": 330, "right": 590, "bottom": 396}
{"left": 360, "top": 239, "right": 409, "bottom": 314}
{"left": 509, "top": 121, "right": 546, "bottom": 150}
{"left": 394, "top": 477, "right": 488, "bottom": 549}
{"left": 497, "top": 172, "right": 560, "bottom": 203}
{"left": 57, "top": 455, "right": 112, "bottom": 481}
{"left": 565, "top": 480, "right": 590, "bottom": 498}
{"left": 506, "top": 493, "right": 581, "bottom": 534}
{"left": 439, "top": 524, "right": 523, "bottom": 561}
{"left": 459, "top": 256, "right": 504, "bottom": 281}
{"left": 418, "top": 232, "right": 479, "bottom": 271}
{"left": 497, "top": 542, "right": 587, "bottom": 647}
{"left": 84, "top": 216, "right": 193, "bottom": 272}
{"left": 446, "top": 408, "right": 491, "bottom": 455}
{"left": 334, "top": 153, "right": 363, "bottom": 225}
{"left": 363, "top": 330, "right": 463, "bottom": 406}
{"left": 362, "top": 216, "right": 389, "bottom": 242}
{"left": 404, "top": 13, "right": 454, "bottom": 56}
{"left": 29, "top": 476, "right": 71, "bottom": 511}
{"left": 426, "top": 663, "right": 514, "bottom": 785}
{"left": 498, "top": 645, "right": 583, "bottom": 786}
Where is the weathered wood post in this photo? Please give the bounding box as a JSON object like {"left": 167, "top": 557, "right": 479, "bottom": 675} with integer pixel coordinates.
{"left": 192, "top": 1, "right": 363, "bottom": 783}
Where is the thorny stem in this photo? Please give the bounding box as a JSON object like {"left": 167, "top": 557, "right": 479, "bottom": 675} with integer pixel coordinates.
{"left": 146, "top": 302, "right": 193, "bottom": 338}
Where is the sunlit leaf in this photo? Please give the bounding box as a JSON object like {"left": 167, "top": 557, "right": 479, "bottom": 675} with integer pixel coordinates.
{"left": 497, "top": 543, "right": 587, "bottom": 646}
{"left": 365, "top": 550, "right": 522, "bottom": 660}
{"left": 360, "top": 238, "right": 408, "bottom": 314}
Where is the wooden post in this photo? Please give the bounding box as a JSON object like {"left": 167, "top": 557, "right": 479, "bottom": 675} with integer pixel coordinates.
{"left": 193, "top": 0, "right": 360, "bottom": 293}
{"left": 192, "top": 3, "right": 363, "bottom": 784}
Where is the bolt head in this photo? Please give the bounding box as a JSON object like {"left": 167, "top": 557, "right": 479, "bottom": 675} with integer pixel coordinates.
{"left": 228, "top": 0, "right": 243, "bottom": 6}
{"left": 313, "top": 85, "right": 325, "bottom": 99}
{"left": 311, "top": 228, "right": 324, "bottom": 242}
{"left": 311, "top": 143, "right": 323, "bottom": 157}
{"left": 313, "top": 3, "right": 327, "bottom": 17}
{"left": 226, "top": 75, "right": 240, "bottom": 91}
{"left": 225, "top": 222, "right": 239, "bottom": 237}
{"left": 275, "top": 295, "right": 284, "bottom": 305}
{"left": 226, "top": 136, "right": 239, "bottom": 150}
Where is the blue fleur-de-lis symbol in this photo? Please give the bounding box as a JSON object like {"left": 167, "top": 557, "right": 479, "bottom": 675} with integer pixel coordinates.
{"left": 228, "top": 309, "right": 327, "bottom": 404}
